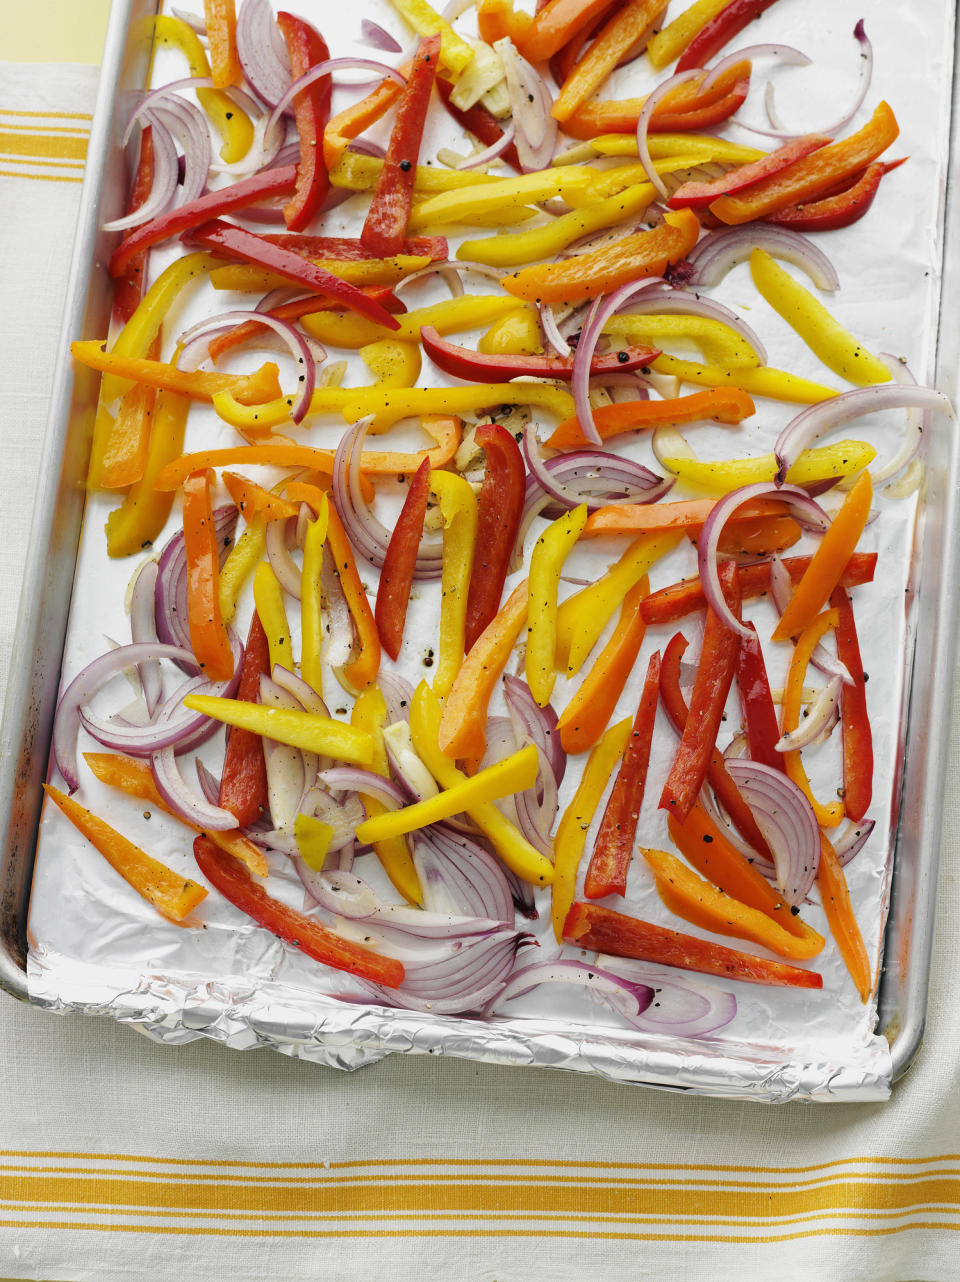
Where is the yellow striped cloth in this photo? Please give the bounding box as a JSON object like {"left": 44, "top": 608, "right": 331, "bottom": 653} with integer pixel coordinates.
{"left": 1, "top": 57, "right": 960, "bottom": 1282}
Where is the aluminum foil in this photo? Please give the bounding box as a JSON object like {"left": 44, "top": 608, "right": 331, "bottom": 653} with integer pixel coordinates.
{"left": 24, "top": 0, "right": 956, "bottom": 1101}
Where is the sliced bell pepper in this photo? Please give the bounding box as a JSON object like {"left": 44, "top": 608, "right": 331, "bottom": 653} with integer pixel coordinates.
{"left": 650, "top": 355, "right": 839, "bottom": 403}
{"left": 639, "top": 550, "right": 878, "bottom": 625}
{"left": 710, "top": 512, "right": 801, "bottom": 558}
{"left": 259, "top": 232, "right": 447, "bottom": 263}
{"left": 96, "top": 375, "right": 157, "bottom": 490}
{"left": 300, "top": 496, "right": 330, "bottom": 698}
{"left": 302, "top": 292, "right": 521, "bottom": 350}
{"left": 206, "top": 255, "right": 433, "bottom": 294}
{"left": 429, "top": 471, "right": 478, "bottom": 700}
{"left": 105, "top": 389, "right": 189, "bottom": 558}
{"left": 360, "top": 338, "right": 422, "bottom": 388}
{"left": 769, "top": 159, "right": 906, "bottom": 232}
{"left": 604, "top": 313, "right": 758, "bottom": 368}
{"left": 438, "top": 579, "right": 528, "bottom": 762}
{"left": 153, "top": 14, "right": 253, "bottom": 162}
{"left": 582, "top": 495, "right": 788, "bottom": 538}
{"left": 221, "top": 473, "right": 300, "bottom": 524}
{"left": 526, "top": 504, "right": 589, "bottom": 707}
{"left": 253, "top": 560, "right": 294, "bottom": 673}
{"left": 409, "top": 682, "right": 555, "bottom": 886}
{"left": 325, "top": 500, "right": 382, "bottom": 693}
{"left": 217, "top": 613, "right": 271, "bottom": 832}
{"left": 341, "top": 381, "right": 574, "bottom": 431}
{"left": 670, "top": 134, "right": 831, "bottom": 209}
{"left": 830, "top": 585, "right": 873, "bottom": 823}
{"left": 772, "top": 471, "right": 872, "bottom": 642}
{"left": 192, "top": 836, "right": 404, "bottom": 986}
{"left": 548, "top": 387, "right": 755, "bottom": 448}
{"left": 45, "top": 784, "right": 208, "bottom": 923}
{"left": 361, "top": 34, "right": 440, "bottom": 257}
{"left": 737, "top": 622, "right": 784, "bottom": 773}
{"left": 500, "top": 208, "right": 700, "bottom": 304}
{"left": 182, "top": 469, "right": 235, "bottom": 682}
{"left": 408, "top": 168, "right": 595, "bottom": 233}
{"left": 818, "top": 831, "right": 872, "bottom": 1002}
{"left": 384, "top": 0, "right": 475, "bottom": 76}
{"left": 351, "top": 687, "right": 421, "bottom": 903}
{"left": 218, "top": 518, "right": 267, "bottom": 624}
{"left": 779, "top": 608, "right": 845, "bottom": 828}
{"left": 111, "top": 125, "right": 155, "bottom": 327}
{"left": 324, "top": 66, "right": 408, "bottom": 170}
{"left": 517, "top": 0, "right": 615, "bottom": 61}
{"left": 204, "top": 0, "right": 241, "bottom": 88}
{"left": 478, "top": 308, "right": 543, "bottom": 356}
{"left": 646, "top": 0, "right": 732, "bottom": 69}
{"left": 553, "top": 718, "right": 632, "bottom": 942}
{"left": 655, "top": 438, "right": 876, "bottom": 495}
{"left": 276, "top": 11, "right": 332, "bottom": 231}
{"left": 560, "top": 66, "right": 750, "bottom": 139}
{"left": 71, "top": 341, "right": 282, "bottom": 407}
{"left": 375, "top": 457, "right": 431, "bottom": 661}
{"left": 548, "top": 0, "right": 619, "bottom": 87}
{"left": 710, "top": 102, "right": 900, "bottom": 226}
{"left": 562, "top": 900, "right": 823, "bottom": 988}
{"left": 464, "top": 423, "right": 526, "bottom": 652}
{"left": 551, "top": 0, "right": 674, "bottom": 122}
{"left": 583, "top": 650, "right": 660, "bottom": 900}
{"left": 421, "top": 325, "right": 659, "bottom": 383}
{"left": 435, "top": 76, "right": 522, "bottom": 173}
{"left": 675, "top": 0, "right": 781, "bottom": 71}
{"left": 183, "top": 695, "right": 376, "bottom": 766}
{"left": 557, "top": 578, "right": 648, "bottom": 755}
{"left": 477, "top": 0, "right": 532, "bottom": 43}
{"left": 330, "top": 148, "right": 492, "bottom": 197}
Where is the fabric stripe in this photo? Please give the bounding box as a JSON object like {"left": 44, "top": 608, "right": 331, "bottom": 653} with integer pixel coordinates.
{"left": 0, "top": 169, "right": 82, "bottom": 183}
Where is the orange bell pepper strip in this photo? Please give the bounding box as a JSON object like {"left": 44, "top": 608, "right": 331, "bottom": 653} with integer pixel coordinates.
{"left": 710, "top": 102, "right": 900, "bottom": 225}
{"left": 780, "top": 608, "right": 845, "bottom": 828}
{"left": 70, "top": 341, "right": 282, "bottom": 406}
{"left": 831, "top": 584, "right": 873, "bottom": 823}
{"left": 563, "top": 900, "right": 823, "bottom": 989}
{"left": 96, "top": 367, "right": 158, "bottom": 490}
{"left": 203, "top": 0, "right": 241, "bottom": 88}
{"left": 518, "top": 0, "right": 617, "bottom": 61}
{"left": 551, "top": 0, "right": 671, "bottom": 122}
{"left": 222, "top": 472, "right": 301, "bottom": 524}
{"left": 557, "top": 577, "right": 648, "bottom": 755}
{"left": 818, "top": 830, "right": 872, "bottom": 1002}
{"left": 438, "top": 579, "right": 529, "bottom": 762}
{"left": 82, "top": 751, "right": 268, "bottom": 878}
{"left": 105, "top": 389, "right": 189, "bottom": 558}
{"left": 477, "top": 0, "right": 533, "bottom": 44}
{"left": 500, "top": 208, "right": 699, "bottom": 303}
{"left": 582, "top": 495, "right": 788, "bottom": 538}
{"left": 326, "top": 502, "right": 382, "bottom": 693}
{"left": 560, "top": 64, "right": 750, "bottom": 139}
{"left": 772, "top": 471, "right": 872, "bottom": 642}
{"left": 547, "top": 387, "right": 756, "bottom": 448}
{"left": 44, "top": 784, "right": 208, "bottom": 923}
{"left": 710, "top": 513, "right": 801, "bottom": 558}
{"left": 182, "top": 468, "right": 235, "bottom": 682}
{"left": 642, "top": 846, "right": 824, "bottom": 962}
{"left": 323, "top": 64, "right": 411, "bottom": 170}
{"left": 667, "top": 803, "right": 824, "bottom": 954}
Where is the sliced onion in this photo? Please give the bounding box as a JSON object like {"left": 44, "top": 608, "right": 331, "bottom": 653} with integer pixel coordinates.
{"left": 699, "top": 785, "right": 775, "bottom": 877}
{"left": 700, "top": 43, "right": 811, "bottom": 97}
{"left": 151, "top": 746, "right": 238, "bottom": 830}
{"left": 311, "top": 870, "right": 500, "bottom": 937}
{"left": 859, "top": 354, "right": 927, "bottom": 485}
{"left": 458, "top": 124, "right": 517, "bottom": 170}
{"left": 378, "top": 671, "right": 415, "bottom": 725}
{"left": 522, "top": 419, "right": 670, "bottom": 512}
{"left": 360, "top": 18, "right": 402, "bottom": 53}
{"left": 539, "top": 303, "right": 571, "bottom": 357}
{"left": 362, "top": 926, "right": 532, "bottom": 1014}
{"left": 775, "top": 675, "right": 842, "bottom": 751}
{"left": 394, "top": 262, "right": 465, "bottom": 298}
{"left": 129, "top": 560, "right": 162, "bottom": 716}
{"left": 636, "top": 70, "right": 703, "bottom": 198}
{"left": 486, "top": 959, "right": 654, "bottom": 1023}
{"left": 236, "top": 0, "right": 291, "bottom": 108}
{"left": 414, "top": 824, "right": 515, "bottom": 923}
{"left": 494, "top": 38, "right": 556, "bottom": 172}
{"left": 270, "top": 664, "right": 329, "bottom": 715}
{"left": 140, "top": 97, "right": 211, "bottom": 206}
{"left": 725, "top": 759, "right": 821, "bottom": 907}
{"left": 321, "top": 552, "right": 356, "bottom": 672}
{"left": 833, "top": 816, "right": 876, "bottom": 867}
{"left": 266, "top": 516, "right": 302, "bottom": 598}
{"left": 103, "top": 118, "right": 180, "bottom": 231}
{"left": 593, "top": 957, "right": 739, "bottom": 1038}
{"left": 299, "top": 787, "right": 364, "bottom": 852}
{"left": 685, "top": 224, "right": 840, "bottom": 291}
{"left": 317, "top": 767, "right": 405, "bottom": 810}
{"left": 763, "top": 22, "right": 872, "bottom": 140}
{"left": 383, "top": 722, "right": 440, "bottom": 802}
{"left": 503, "top": 674, "right": 565, "bottom": 786}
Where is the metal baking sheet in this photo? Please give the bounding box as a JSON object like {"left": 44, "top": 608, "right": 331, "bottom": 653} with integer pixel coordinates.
{"left": 2, "top": 0, "right": 959, "bottom": 1101}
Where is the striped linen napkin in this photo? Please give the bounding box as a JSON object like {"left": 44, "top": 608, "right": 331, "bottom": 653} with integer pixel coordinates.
{"left": 2, "top": 56, "right": 960, "bottom": 1282}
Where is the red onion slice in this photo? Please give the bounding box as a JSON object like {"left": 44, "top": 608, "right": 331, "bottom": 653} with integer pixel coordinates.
{"left": 458, "top": 124, "right": 518, "bottom": 170}
{"left": 763, "top": 22, "right": 872, "bottom": 140}
{"left": 685, "top": 224, "right": 840, "bottom": 291}
{"left": 270, "top": 664, "right": 329, "bottom": 715}
{"left": 265, "top": 516, "right": 302, "bottom": 599}
{"left": 317, "top": 767, "right": 405, "bottom": 810}
{"left": 725, "top": 759, "right": 821, "bottom": 907}
{"left": 539, "top": 303, "right": 571, "bottom": 358}
{"left": 522, "top": 419, "right": 669, "bottom": 512}
{"left": 775, "top": 675, "right": 842, "bottom": 751}
{"left": 495, "top": 38, "right": 556, "bottom": 173}
{"left": 699, "top": 786, "right": 775, "bottom": 877}
{"left": 129, "top": 560, "right": 162, "bottom": 716}
{"left": 700, "top": 43, "right": 811, "bottom": 97}
{"left": 486, "top": 959, "right": 654, "bottom": 1023}
{"left": 414, "top": 825, "right": 515, "bottom": 923}
{"left": 636, "top": 70, "right": 703, "bottom": 198}
{"left": 378, "top": 671, "right": 415, "bottom": 725}
{"left": 362, "top": 928, "right": 532, "bottom": 1014}
{"left": 236, "top": 0, "right": 292, "bottom": 108}
{"left": 103, "top": 119, "right": 181, "bottom": 232}
{"left": 593, "top": 957, "right": 739, "bottom": 1038}
{"left": 860, "top": 354, "right": 928, "bottom": 485}
{"left": 360, "top": 18, "right": 403, "bottom": 53}
{"left": 503, "top": 673, "right": 565, "bottom": 786}
{"left": 265, "top": 58, "right": 406, "bottom": 152}
{"left": 151, "top": 746, "right": 238, "bottom": 830}
{"left": 833, "top": 816, "right": 875, "bottom": 867}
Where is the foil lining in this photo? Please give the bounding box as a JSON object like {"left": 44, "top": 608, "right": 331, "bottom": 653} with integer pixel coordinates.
{"left": 24, "top": 0, "right": 955, "bottom": 1101}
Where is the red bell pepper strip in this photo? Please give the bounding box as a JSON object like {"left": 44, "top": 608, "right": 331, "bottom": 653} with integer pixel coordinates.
{"left": 206, "top": 287, "right": 405, "bottom": 363}
{"left": 583, "top": 650, "right": 660, "bottom": 899}
{"left": 668, "top": 133, "right": 831, "bottom": 209}
{"left": 736, "top": 621, "right": 785, "bottom": 773}
{"left": 420, "top": 325, "right": 660, "bottom": 383}
{"left": 181, "top": 219, "right": 400, "bottom": 331}
{"left": 769, "top": 159, "right": 907, "bottom": 233}
{"left": 108, "top": 165, "right": 297, "bottom": 279}
{"left": 830, "top": 584, "right": 873, "bottom": 822}
{"left": 217, "top": 612, "right": 270, "bottom": 827}
{"left": 659, "top": 562, "right": 741, "bottom": 824}
{"left": 193, "top": 836, "right": 404, "bottom": 987}
{"left": 258, "top": 233, "right": 448, "bottom": 262}
{"left": 463, "top": 423, "right": 526, "bottom": 652}
{"left": 435, "top": 77, "right": 522, "bottom": 173}
{"left": 562, "top": 901, "right": 822, "bottom": 989}
{"left": 182, "top": 468, "right": 235, "bottom": 682}
{"left": 112, "top": 125, "right": 155, "bottom": 326}
{"left": 639, "top": 551, "right": 878, "bottom": 626}
{"left": 676, "top": 0, "right": 781, "bottom": 72}
{"left": 276, "top": 11, "right": 332, "bottom": 232}
{"left": 375, "top": 457, "right": 431, "bottom": 661}
{"left": 659, "top": 630, "right": 773, "bottom": 862}
{"left": 361, "top": 34, "right": 440, "bottom": 258}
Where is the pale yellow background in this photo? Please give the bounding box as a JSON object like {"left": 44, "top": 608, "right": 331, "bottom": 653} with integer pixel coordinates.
{"left": 2, "top": 0, "right": 111, "bottom": 64}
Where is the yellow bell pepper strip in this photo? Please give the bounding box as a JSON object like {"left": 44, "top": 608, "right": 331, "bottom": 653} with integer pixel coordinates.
{"left": 152, "top": 15, "right": 253, "bottom": 162}
{"left": 501, "top": 209, "right": 700, "bottom": 304}
{"left": 324, "top": 66, "right": 409, "bottom": 170}
{"left": 772, "top": 471, "right": 873, "bottom": 642}
{"left": 357, "top": 744, "right": 539, "bottom": 844}
{"left": 667, "top": 803, "right": 824, "bottom": 952}
{"left": 646, "top": 0, "right": 731, "bottom": 68}
{"left": 559, "top": 63, "right": 751, "bottom": 141}
{"left": 385, "top": 0, "right": 475, "bottom": 76}
{"left": 221, "top": 473, "right": 300, "bottom": 524}
{"left": 330, "top": 149, "right": 493, "bottom": 197}
{"left": 294, "top": 814, "right": 334, "bottom": 871}
{"left": 407, "top": 166, "right": 595, "bottom": 231}
{"left": 551, "top": 0, "right": 668, "bottom": 122}
{"left": 560, "top": 158, "right": 719, "bottom": 207}
{"left": 650, "top": 355, "right": 839, "bottom": 403}
{"left": 582, "top": 495, "right": 787, "bottom": 538}
{"left": 589, "top": 132, "right": 764, "bottom": 164}
{"left": 360, "top": 338, "right": 422, "bottom": 387}
{"left": 105, "top": 390, "right": 189, "bottom": 557}
{"left": 203, "top": 0, "right": 241, "bottom": 87}
{"left": 253, "top": 560, "right": 294, "bottom": 673}
{"left": 457, "top": 184, "right": 654, "bottom": 269}
{"left": 552, "top": 717, "right": 632, "bottom": 942}
{"left": 779, "top": 608, "right": 845, "bottom": 828}
{"left": 429, "top": 471, "right": 478, "bottom": 700}
{"left": 749, "top": 249, "right": 891, "bottom": 386}
{"left": 340, "top": 382, "right": 575, "bottom": 432}
{"left": 642, "top": 846, "right": 824, "bottom": 962}
{"left": 410, "top": 682, "right": 554, "bottom": 886}
{"left": 218, "top": 517, "right": 266, "bottom": 625}
{"left": 182, "top": 469, "right": 235, "bottom": 682}
{"left": 183, "top": 695, "right": 376, "bottom": 766}
{"left": 438, "top": 580, "right": 528, "bottom": 762}
{"left": 478, "top": 308, "right": 543, "bottom": 356}
{"left": 83, "top": 751, "right": 268, "bottom": 878}
{"left": 710, "top": 102, "right": 900, "bottom": 226}
{"left": 302, "top": 292, "right": 521, "bottom": 350}
{"left": 97, "top": 376, "right": 157, "bottom": 490}
{"left": 376, "top": 458, "right": 432, "bottom": 661}
{"left": 605, "top": 313, "right": 759, "bottom": 368}
{"left": 526, "top": 505, "right": 589, "bottom": 707}
{"left": 548, "top": 387, "right": 755, "bottom": 448}
{"left": 207, "top": 256, "right": 433, "bottom": 294}
{"left": 557, "top": 578, "right": 648, "bottom": 755}
{"left": 555, "top": 533, "right": 680, "bottom": 676}
{"left": 72, "top": 342, "right": 283, "bottom": 407}
{"left": 351, "top": 687, "right": 421, "bottom": 903}
{"left": 276, "top": 11, "right": 332, "bottom": 231}
{"left": 325, "top": 502, "right": 382, "bottom": 693}
{"left": 656, "top": 438, "right": 877, "bottom": 495}
{"left": 44, "top": 784, "right": 208, "bottom": 923}
{"left": 818, "top": 830, "right": 872, "bottom": 1002}
{"left": 300, "top": 496, "right": 330, "bottom": 698}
